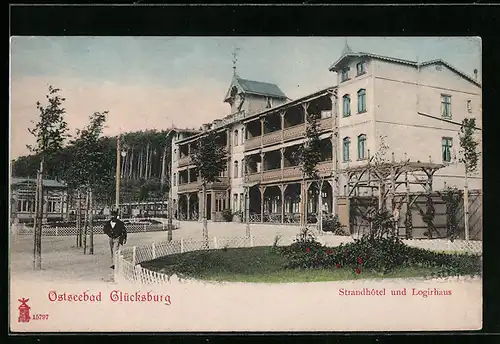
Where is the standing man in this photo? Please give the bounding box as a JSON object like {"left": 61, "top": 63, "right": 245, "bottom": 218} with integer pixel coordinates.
{"left": 103, "top": 210, "right": 127, "bottom": 269}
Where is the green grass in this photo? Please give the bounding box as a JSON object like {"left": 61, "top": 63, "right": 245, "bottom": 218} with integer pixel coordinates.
{"left": 141, "top": 246, "right": 445, "bottom": 283}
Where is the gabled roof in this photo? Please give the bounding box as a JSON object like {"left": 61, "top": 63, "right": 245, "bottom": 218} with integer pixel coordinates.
{"left": 224, "top": 75, "right": 287, "bottom": 102}
{"left": 329, "top": 50, "right": 481, "bottom": 88}
{"left": 11, "top": 178, "right": 67, "bottom": 188}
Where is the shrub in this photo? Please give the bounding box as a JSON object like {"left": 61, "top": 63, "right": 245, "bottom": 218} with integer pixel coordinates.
{"left": 322, "top": 214, "right": 348, "bottom": 235}
{"left": 221, "top": 209, "right": 233, "bottom": 222}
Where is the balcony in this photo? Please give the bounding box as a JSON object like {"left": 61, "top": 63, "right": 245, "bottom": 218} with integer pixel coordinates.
{"left": 205, "top": 176, "right": 230, "bottom": 190}
{"left": 282, "top": 166, "right": 302, "bottom": 181}
{"left": 178, "top": 181, "right": 200, "bottom": 193}
{"left": 262, "top": 130, "right": 282, "bottom": 147}
{"left": 318, "top": 117, "right": 332, "bottom": 132}
{"left": 262, "top": 168, "right": 282, "bottom": 182}
{"left": 283, "top": 124, "right": 305, "bottom": 142}
{"left": 245, "top": 136, "right": 261, "bottom": 151}
{"left": 317, "top": 160, "right": 333, "bottom": 176}
{"left": 178, "top": 156, "right": 192, "bottom": 167}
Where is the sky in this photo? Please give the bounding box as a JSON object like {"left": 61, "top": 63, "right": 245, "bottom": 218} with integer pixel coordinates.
{"left": 10, "top": 36, "right": 481, "bottom": 159}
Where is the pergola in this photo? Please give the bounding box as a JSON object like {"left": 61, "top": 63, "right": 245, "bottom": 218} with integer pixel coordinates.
{"left": 342, "top": 154, "right": 446, "bottom": 224}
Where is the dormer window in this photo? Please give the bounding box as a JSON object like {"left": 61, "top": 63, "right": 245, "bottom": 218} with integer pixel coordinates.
{"left": 341, "top": 68, "right": 350, "bottom": 82}
{"left": 356, "top": 62, "right": 366, "bottom": 76}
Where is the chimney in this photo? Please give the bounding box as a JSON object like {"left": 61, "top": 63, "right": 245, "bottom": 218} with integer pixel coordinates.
{"left": 473, "top": 69, "right": 478, "bottom": 81}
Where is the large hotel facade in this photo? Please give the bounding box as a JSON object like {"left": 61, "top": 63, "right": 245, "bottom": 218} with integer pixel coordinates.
{"left": 170, "top": 44, "right": 482, "bottom": 225}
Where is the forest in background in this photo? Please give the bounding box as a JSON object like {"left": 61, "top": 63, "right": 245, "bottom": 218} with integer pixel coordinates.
{"left": 12, "top": 129, "right": 175, "bottom": 205}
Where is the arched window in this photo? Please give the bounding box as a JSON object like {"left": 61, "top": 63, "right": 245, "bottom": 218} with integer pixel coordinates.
{"left": 357, "top": 134, "right": 367, "bottom": 160}
{"left": 234, "top": 130, "right": 239, "bottom": 146}
{"left": 241, "top": 128, "right": 245, "bottom": 145}
{"left": 342, "top": 137, "right": 350, "bottom": 162}
{"left": 357, "top": 89, "right": 366, "bottom": 113}
{"left": 234, "top": 160, "right": 239, "bottom": 178}
{"left": 343, "top": 94, "right": 351, "bottom": 117}
{"left": 241, "top": 159, "right": 245, "bottom": 177}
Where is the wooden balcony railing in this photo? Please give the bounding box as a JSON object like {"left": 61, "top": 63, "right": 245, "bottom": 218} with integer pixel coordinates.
{"left": 318, "top": 117, "right": 333, "bottom": 132}
{"left": 244, "top": 136, "right": 261, "bottom": 151}
{"left": 262, "top": 168, "right": 282, "bottom": 182}
{"left": 283, "top": 124, "right": 305, "bottom": 142}
{"left": 262, "top": 130, "right": 281, "bottom": 147}
{"left": 178, "top": 156, "right": 192, "bottom": 167}
{"left": 178, "top": 181, "right": 200, "bottom": 193}
{"left": 282, "top": 166, "right": 302, "bottom": 181}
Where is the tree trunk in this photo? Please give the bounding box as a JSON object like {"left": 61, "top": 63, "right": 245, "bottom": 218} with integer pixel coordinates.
{"left": 145, "top": 143, "right": 150, "bottom": 179}
{"left": 202, "top": 182, "right": 208, "bottom": 247}
{"left": 33, "top": 158, "right": 44, "bottom": 270}
{"left": 160, "top": 145, "right": 167, "bottom": 187}
{"left": 83, "top": 189, "right": 89, "bottom": 254}
{"left": 76, "top": 189, "right": 81, "bottom": 247}
{"left": 129, "top": 149, "right": 134, "bottom": 179}
{"left": 89, "top": 188, "right": 94, "bottom": 254}
{"left": 139, "top": 150, "right": 144, "bottom": 179}
{"left": 464, "top": 170, "right": 469, "bottom": 241}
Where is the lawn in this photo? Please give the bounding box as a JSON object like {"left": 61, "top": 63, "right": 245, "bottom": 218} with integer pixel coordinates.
{"left": 140, "top": 246, "right": 446, "bottom": 283}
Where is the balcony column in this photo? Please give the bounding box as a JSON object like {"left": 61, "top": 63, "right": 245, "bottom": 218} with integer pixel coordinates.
{"left": 186, "top": 194, "right": 191, "bottom": 220}
{"left": 259, "top": 186, "right": 265, "bottom": 223}
{"left": 280, "top": 111, "right": 285, "bottom": 143}
{"left": 260, "top": 118, "right": 265, "bottom": 148}
{"left": 188, "top": 144, "right": 191, "bottom": 156}
{"left": 280, "top": 147, "right": 284, "bottom": 180}
{"left": 260, "top": 151, "right": 265, "bottom": 181}
{"left": 302, "top": 102, "right": 310, "bottom": 132}
{"left": 331, "top": 91, "right": 339, "bottom": 216}
{"left": 280, "top": 184, "right": 285, "bottom": 224}
{"left": 226, "top": 128, "right": 231, "bottom": 152}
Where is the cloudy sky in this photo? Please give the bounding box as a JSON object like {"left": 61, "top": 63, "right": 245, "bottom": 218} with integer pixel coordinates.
{"left": 10, "top": 36, "right": 481, "bottom": 159}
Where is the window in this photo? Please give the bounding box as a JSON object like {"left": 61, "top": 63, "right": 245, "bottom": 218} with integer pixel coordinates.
{"left": 357, "top": 134, "right": 367, "bottom": 160}
{"left": 341, "top": 68, "right": 350, "bottom": 82}
{"left": 343, "top": 95, "right": 351, "bottom": 117}
{"left": 234, "top": 130, "right": 239, "bottom": 146}
{"left": 234, "top": 160, "right": 239, "bottom": 178}
{"left": 441, "top": 94, "right": 452, "bottom": 118}
{"left": 343, "top": 137, "right": 350, "bottom": 162}
{"left": 266, "top": 97, "right": 272, "bottom": 108}
{"left": 356, "top": 62, "right": 366, "bottom": 75}
{"left": 241, "top": 160, "right": 245, "bottom": 177}
{"left": 173, "top": 173, "right": 176, "bottom": 186}
{"left": 239, "top": 193, "right": 244, "bottom": 212}
{"left": 241, "top": 128, "right": 245, "bottom": 145}
{"left": 442, "top": 137, "right": 453, "bottom": 162}
{"left": 357, "top": 89, "right": 366, "bottom": 113}
{"left": 467, "top": 100, "right": 472, "bottom": 113}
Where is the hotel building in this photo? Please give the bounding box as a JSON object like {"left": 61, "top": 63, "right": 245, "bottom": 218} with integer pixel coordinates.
{"left": 171, "top": 43, "right": 482, "bottom": 225}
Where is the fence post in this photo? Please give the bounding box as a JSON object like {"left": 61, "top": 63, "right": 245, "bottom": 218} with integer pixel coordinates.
{"left": 250, "top": 235, "right": 254, "bottom": 247}
{"left": 180, "top": 238, "right": 184, "bottom": 253}
{"left": 55, "top": 226, "right": 59, "bottom": 236}
{"left": 162, "top": 223, "right": 165, "bottom": 231}
{"left": 132, "top": 246, "right": 137, "bottom": 266}
{"left": 152, "top": 241, "right": 156, "bottom": 259}
{"left": 144, "top": 223, "right": 147, "bottom": 232}
{"left": 214, "top": 237, "right": 218, "bottom": 249}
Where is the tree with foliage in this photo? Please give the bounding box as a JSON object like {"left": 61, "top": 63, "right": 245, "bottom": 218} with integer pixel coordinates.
{"left": 294, "top": 110, "right": 324, "bottom": 230}
{"left": 27, "top": 85, "right": 70, "bottom": 270}
{"left": 458, "top": 118, "right": 480, "bottom": 241}
{"left": 64, "top": 111, "right": 110, "bottom": 254}
{"left": 191, "top": 130, "right": 227, "bottom": 246}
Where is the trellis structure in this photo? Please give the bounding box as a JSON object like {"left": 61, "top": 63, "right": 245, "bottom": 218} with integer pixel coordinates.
{"left": 342, "top": 153, "right": 446, "bottom": 236}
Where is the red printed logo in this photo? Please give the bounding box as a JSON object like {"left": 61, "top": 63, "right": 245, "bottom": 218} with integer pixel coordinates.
{"left": 18, "top": 298, "right": 31, "bottom": 323}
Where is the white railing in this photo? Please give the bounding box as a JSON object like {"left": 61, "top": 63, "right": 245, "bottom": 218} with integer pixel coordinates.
{"left": 11, "top": 221, "right": 179, "bottom": 237}
{"left": 114, "top": 233, "right": 482, "bottom": 285}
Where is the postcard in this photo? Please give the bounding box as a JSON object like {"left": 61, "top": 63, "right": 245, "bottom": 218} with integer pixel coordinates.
{"left": 9, "top": 36, "right": 482, "bottom": 332}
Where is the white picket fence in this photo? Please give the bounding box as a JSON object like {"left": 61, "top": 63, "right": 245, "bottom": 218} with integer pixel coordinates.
{"left": 113, "top": 233, "right": 482, "bottom": 285}
{"left": 11, "top": 221, "right": 178, "bottom": 237}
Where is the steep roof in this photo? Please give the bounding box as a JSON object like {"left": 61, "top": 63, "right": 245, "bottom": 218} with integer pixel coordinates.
{"left": 329, "top": 50, "right": 481, "bottom": 88}
{"left": 11, "top": 177, "right": 67, "bottom": 188}
{"left": 224, "top": 75, "right": 287, "bottom": 102}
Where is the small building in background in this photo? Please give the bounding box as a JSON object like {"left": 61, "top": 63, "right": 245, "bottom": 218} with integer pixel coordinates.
{"left": 10, "top": 177, "right": 68, "bottom": 224}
